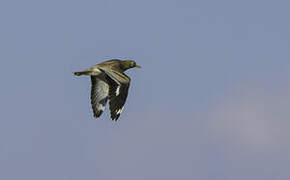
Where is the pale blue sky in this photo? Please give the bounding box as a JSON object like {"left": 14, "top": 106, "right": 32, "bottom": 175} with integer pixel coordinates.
{"left": 1, "top": 0, "right": 290, "bottom": 179}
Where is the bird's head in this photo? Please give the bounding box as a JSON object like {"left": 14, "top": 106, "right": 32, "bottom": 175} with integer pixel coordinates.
{"left": 121, "top": 60, "right": 141, "bottom": 70}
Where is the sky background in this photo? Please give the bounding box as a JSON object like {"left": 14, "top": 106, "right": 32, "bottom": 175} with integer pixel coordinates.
{"left": 1, "top": 0, "right": 290, "bottom": 179}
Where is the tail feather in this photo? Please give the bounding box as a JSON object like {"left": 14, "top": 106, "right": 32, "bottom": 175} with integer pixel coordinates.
{"left": 74, "top": 71, "right": 91, "bottom": 76}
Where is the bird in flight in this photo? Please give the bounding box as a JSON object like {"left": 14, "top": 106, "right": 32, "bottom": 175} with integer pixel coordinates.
{"left": 74, "top": 59, "right": 141, "bottom": 121}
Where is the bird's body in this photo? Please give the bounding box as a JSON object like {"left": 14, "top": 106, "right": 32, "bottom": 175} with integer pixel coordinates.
{"left": 74, "top": 59, "right": 141, "bottom": 121}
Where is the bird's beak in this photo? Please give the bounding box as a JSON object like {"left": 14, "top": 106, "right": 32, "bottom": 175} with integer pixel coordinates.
{"left": 135, "top": 64, "right": 141, "bottom": 68}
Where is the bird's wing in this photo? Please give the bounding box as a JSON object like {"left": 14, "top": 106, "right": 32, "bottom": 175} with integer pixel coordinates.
{"left": 99, "top": 68, "right": 130, "bottom": 121}
{"left": 98, "top": 67, "right": 130, "bottom": 84}
{"left": 90, "top": 76, "right": 109, "bottom": 118}
{"left": 106, "top": 75, "right": 130, "bottom": 121}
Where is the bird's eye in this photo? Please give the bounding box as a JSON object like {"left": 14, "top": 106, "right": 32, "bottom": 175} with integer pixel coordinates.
{"left": 131, "top": 61, "right": 135, "bottom": 67}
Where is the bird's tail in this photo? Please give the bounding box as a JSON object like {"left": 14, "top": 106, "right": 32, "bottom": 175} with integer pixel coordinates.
{"left": 74, "top": 71, "right": 91, "bottom": 76}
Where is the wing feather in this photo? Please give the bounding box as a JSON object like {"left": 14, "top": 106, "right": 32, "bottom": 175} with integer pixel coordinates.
{"left": 105, "top": 76, "right": 130, "bottom": 121}
{"left": 98, "top": 67, "right": 131, "bottom": 121}
{"left": 90, "top": 76, "right": 109, "bottom": 118}
{"left": 98, "top": 67, "right": 130, "bottom": 84}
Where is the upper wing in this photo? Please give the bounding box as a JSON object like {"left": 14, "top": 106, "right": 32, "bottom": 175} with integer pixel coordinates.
{"left": 90, "top": 76, "right": 109, "bottom": 118}
{"left": 98, "top": 67, "right": 130, "bottom": 84}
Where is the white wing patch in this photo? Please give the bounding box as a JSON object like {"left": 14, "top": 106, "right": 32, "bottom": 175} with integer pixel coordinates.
{"left": 99, "top": 104, "right": 105, "bottom": 111}
{"left": 116, "top": 86, "right": 120, "bottom": 96}
{"left": 116, "top": 107, "right": 124, "bottom": 115}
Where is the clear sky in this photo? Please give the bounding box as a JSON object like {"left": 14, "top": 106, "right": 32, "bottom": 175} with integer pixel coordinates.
{"left": 1, "top": 0, "right": 290, "bottom": 179}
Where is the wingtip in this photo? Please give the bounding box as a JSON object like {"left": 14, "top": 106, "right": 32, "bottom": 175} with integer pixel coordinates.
{"left": 111, "top": 115, "right": 120, "bottom": 121}
{"left": 93, "top": 110, "right": 103, "bottom": 119}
